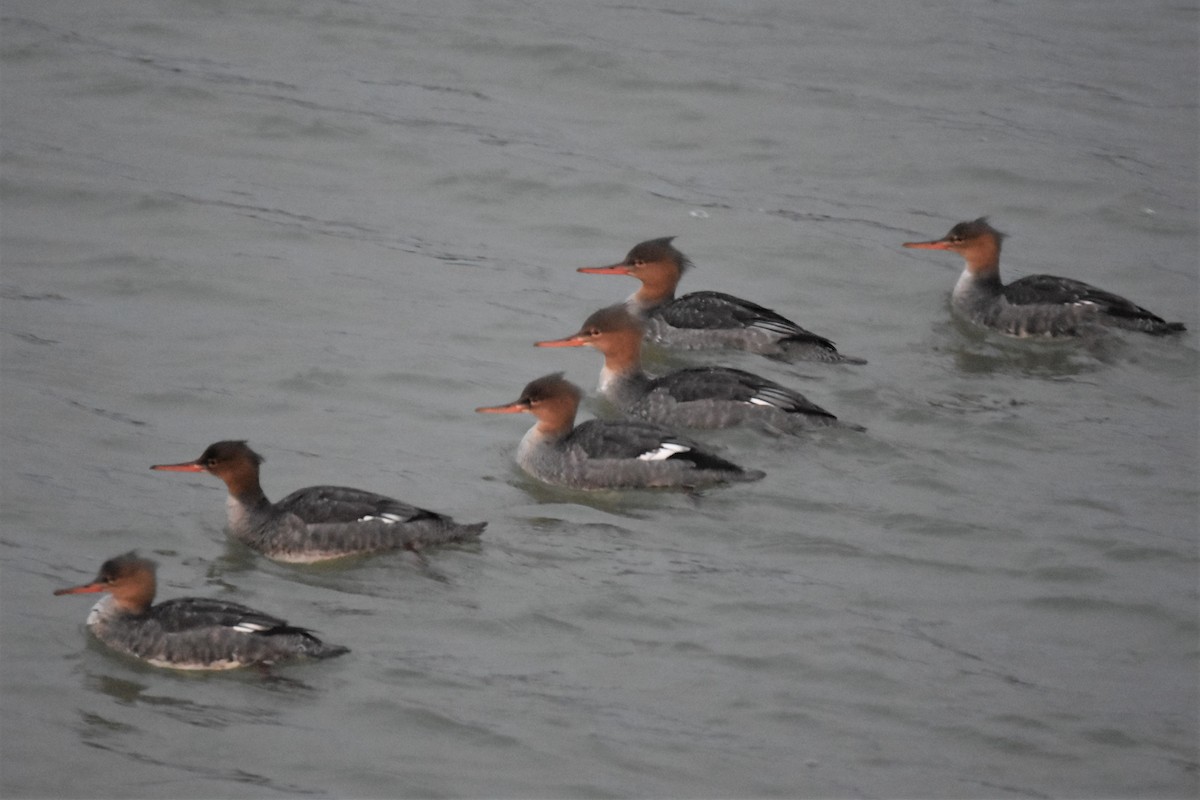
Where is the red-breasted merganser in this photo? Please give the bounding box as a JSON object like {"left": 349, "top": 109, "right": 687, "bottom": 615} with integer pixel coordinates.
{"left": 577, "top": 237, "right": 865, "bottom": 363}
{"left": 54, "top": 552, "right": 348, "bottom": 670}
{"left": 903, "top": 218, "right": 1187, "bottom": 337}
{"left": 151, "top": 441, "right": 485, "bottom": 564}
{"left": 536, "top": 305, "right": 858, "bottom": 433}
{"left": 475, "top": 373, "right": 765, "bottom": 490}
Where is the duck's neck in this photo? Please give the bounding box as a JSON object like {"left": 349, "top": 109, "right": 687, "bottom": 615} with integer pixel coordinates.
{"left": 598, "top": 358, "right": 651, "bottom": 409}
{"left": 222, "top": 475, "right": 273, "bottom": 534}
{"left": 629, "top": 268, "right": 679, "bottom": 310}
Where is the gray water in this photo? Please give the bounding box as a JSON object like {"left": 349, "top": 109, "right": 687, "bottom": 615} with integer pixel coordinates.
{"left": 2, "top": 2, "right": 1197, "bottom": 798}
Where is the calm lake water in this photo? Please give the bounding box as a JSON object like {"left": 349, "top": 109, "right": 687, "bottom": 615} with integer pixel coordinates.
{"left": 2, "top": 1, "right": 1197, "bottom": 797}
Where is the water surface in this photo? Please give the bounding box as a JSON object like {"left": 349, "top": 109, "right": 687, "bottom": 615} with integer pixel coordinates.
{"left": 2, "top": 1, "right": 1196, "bottom": 797}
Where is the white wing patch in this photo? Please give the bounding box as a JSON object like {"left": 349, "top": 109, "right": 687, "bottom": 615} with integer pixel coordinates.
{"left": 638, "top": 442, "right": 690, "bottom": 461}
{"left": 359, "top": 513, "right": 405, "bottom": 524}
{"left": 147, "top": 657, "right": 245, "bottom": 671}
{"left": 748, "top": 397, "right": 773, "bottom": 407}
{"left": 232, "top": 621, "right": 272, "bottom": 633}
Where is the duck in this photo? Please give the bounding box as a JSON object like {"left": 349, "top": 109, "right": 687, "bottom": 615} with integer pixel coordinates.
{"left": 475, "top": 373, "right": 765, "bottom": 490}
{"left": 54, "top": 552, "right": 348, "bottom": 670}
{"left": 578, "top": 237, "right": 865, "bottom": 363}
{"left": 536, "top": 305, "right": 857, "bottom": 433}
{"left": 903, "top": 218, "right": 1186, "bottom": 337}
{"left": 151, "top": 441, "right": 485, "bottom": 563}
